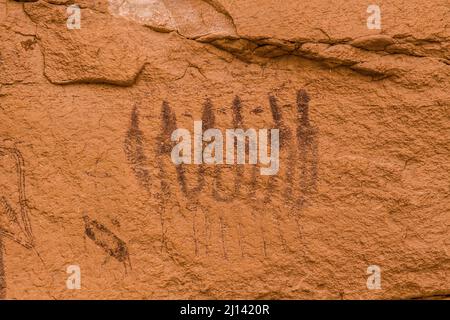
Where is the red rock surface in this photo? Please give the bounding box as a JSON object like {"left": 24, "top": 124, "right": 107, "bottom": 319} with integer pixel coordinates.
{"left": 0, "top": 0, "right": 449, "bottom": 299}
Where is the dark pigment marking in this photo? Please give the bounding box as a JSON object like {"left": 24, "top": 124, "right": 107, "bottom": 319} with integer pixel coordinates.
{"left": 159, "top": 100, "right": 218, "bottom": 197}
{"left": 83, "top": 215, "right": 131, "bottom": 269}
{"left": 269, "top": 94, "right": 291, "bottom": 146}
{"left": 20, "top": 39, "right": 37, "bottom": 51}
{"left": 295, "top": 89, "right": 318, "bottom": 198}
{"left": 124, "top": 104, "right": 151, "bottom": 190}
{"left": 155, "top": 101, "right": 180, "bottom": 252}
{"left": 213, "top": 96, "right": 243, "bottom": 202}
{"left": 125, "top": 89, "right": 319, "bottom": 258}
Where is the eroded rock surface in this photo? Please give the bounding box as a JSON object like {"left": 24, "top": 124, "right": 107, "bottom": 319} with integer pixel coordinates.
{"left": 0, "top": 0, "right": 449, "bottom": 299}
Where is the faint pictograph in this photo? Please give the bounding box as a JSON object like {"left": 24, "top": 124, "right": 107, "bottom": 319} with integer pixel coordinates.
{"left": 124, "top": 104, "right": 151, "bottom": 192}
{"left": 0, "top": 146, "right": 35, "bottom": 299}
{"left": 108, "top": 0, "right": 176, "bottom": 29}
{"left": 367, "top": 5, "right": 381, "bottom": 30}
{"left": 124, "top": 90, "right": 319, "bottom": 259}
{"left": 83, "top": 214, "right": 131, "bottom": 271}
{"left": 169, "top": 106, "right": 280, "bottom": 175}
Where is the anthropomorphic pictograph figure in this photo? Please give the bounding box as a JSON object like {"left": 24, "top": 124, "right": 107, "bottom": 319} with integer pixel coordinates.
{"left": 124, "top": 89, "right": 319, "bottom": 260}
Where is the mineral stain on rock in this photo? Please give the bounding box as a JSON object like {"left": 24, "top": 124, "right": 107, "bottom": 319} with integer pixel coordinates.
{"left": 20, "top": 39, "right": 37, "bottom": 51}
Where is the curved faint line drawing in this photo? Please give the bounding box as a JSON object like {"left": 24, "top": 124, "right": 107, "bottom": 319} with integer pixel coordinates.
{"left": 0, "top": 147, "right": 34, "bottom": 248}
{"left": 0, "top": 146, "right": 35, "bottom": 299}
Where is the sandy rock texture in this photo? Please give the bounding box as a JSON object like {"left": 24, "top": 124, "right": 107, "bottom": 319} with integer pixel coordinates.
{"left": 0, "top": 0, "right": 449, "bottom": 299}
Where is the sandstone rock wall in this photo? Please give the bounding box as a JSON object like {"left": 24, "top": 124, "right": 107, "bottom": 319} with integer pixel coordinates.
{"left": 0, "top": 0, "right": 449, "bottom": 299}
